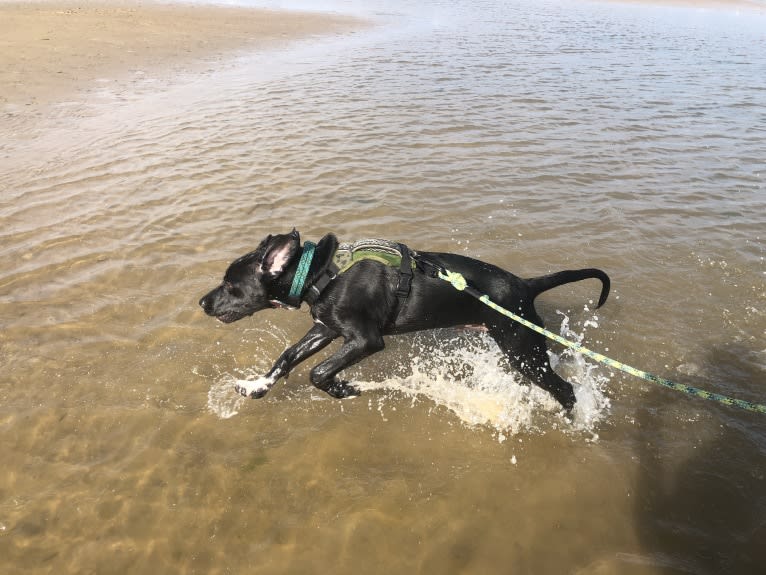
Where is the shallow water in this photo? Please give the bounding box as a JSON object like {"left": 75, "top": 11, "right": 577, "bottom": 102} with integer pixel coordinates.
{"left": 1, "top": 0, "right": 765, "bottom": 573}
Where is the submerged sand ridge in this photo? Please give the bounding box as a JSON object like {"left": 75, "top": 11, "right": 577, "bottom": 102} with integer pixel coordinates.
{"left": 0, "top": 1, "right": 363, "bottom": 119}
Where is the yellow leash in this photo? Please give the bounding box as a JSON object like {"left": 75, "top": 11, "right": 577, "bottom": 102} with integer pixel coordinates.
{"left": 437, "top": 269, "right": 766, "bottom": 415}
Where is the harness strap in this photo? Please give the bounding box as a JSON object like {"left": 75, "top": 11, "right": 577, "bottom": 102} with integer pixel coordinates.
{"left": 395, "top": 244, "right": 413, "bottom": 299}
{"left": 386, "top": 243, "right": 414, "bottom": 325}
{"left": 304, "top": 262, "right": 339, "bottom": 306}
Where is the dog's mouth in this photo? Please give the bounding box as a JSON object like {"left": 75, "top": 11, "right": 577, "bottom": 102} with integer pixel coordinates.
{"left": 269, "top": 300, "right": 298, "bottom": 310}
{"left": 215, "top": 312, "right": 244, "bottom": 324}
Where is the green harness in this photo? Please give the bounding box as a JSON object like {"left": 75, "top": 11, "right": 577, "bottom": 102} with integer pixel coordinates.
{"left": 333, "top": 239, "right": 416, "bottom": 273}
{"left": 290, "top": 238, "right": 414, "bottom": 312}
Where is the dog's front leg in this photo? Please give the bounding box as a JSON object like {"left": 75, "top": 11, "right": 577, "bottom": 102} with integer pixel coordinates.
{"left": 309, "top": 332, "right": 384, "bottom": 399}
{"left": 235, "top": 323, "right": 336, "bottom": 399}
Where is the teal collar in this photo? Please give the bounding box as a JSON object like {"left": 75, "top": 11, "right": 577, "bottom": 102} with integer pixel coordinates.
{"left": 288, "top": 241, "right": 316, "bottom": 302}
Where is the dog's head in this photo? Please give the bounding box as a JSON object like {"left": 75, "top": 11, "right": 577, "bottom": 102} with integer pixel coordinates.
{"left": 199, "top": 230, "right": 301, "bottom": 323}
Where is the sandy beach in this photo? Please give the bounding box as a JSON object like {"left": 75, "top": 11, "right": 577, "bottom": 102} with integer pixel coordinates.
{"left": 0, "top": 1, "right": 362, "bottom": 118}
{"left": 3, "top": 0, "right": 759, "bottom": 122}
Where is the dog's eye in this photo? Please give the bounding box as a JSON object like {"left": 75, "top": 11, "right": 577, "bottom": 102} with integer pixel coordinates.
{"left": 224, "top": 282, "right": 242, "bottom": 298}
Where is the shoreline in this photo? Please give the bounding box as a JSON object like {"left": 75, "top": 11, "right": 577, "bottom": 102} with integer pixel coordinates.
{"left": 0, "top": 1, "right": 365, "bottom": 120}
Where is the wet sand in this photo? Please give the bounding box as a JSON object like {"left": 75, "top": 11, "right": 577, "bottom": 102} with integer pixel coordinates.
{"left": 0, "top": 1, "right": 362, "bottom": 115}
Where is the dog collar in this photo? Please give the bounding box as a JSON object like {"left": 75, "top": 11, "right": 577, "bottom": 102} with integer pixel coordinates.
{"left": 288, "top": 241, "right": 316, "bottom": 302}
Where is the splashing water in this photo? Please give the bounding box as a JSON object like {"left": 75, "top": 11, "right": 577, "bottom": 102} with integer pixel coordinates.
{"left": 205, "top": 323, "right": 291, "bottom": 419}
{"left": 207, "top": 374, "right": 245, "bottom": 419}
{"left": 206, "top": 310, "right": 611, "bottom": 436}
{"left": 554, "top": 310, "right": 613, "bottom": 433}
{"left": 354, "top": 310, "right": 612, "bottom": 438}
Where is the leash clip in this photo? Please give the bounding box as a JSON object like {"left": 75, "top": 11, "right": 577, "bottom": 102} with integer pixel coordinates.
{"left": 413, "top": 254, "right": 444, "bottom": 279}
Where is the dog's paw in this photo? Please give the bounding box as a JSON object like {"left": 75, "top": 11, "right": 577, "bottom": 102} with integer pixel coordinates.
{"left": 324, "top": 380, "right": 361, "bottom": 399}
{"left": 234, "top": 376, "right": 275, "bottom": 399}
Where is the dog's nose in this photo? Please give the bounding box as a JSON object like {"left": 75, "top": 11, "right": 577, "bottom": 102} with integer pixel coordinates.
{"left": 199, "top": 295, "right": 211, "bottom": 313}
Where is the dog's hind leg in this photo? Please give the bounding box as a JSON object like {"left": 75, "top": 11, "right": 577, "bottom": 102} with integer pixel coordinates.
{"left": 489, "top": 321, "right": 576, "bottom": 411}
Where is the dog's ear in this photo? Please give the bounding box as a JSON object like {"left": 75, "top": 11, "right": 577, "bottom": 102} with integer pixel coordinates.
{"left": 260, "top": 230, "right": 300, "bottom": 279}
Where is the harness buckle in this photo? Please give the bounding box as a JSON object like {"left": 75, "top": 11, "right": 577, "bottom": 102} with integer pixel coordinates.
{"left": 304, "top": 263, "right": 339, "bottom": 305}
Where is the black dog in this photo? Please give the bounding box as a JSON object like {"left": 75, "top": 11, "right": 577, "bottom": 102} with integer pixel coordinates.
{"left": 199, "top": 230, "right": 610, "bottom": 411}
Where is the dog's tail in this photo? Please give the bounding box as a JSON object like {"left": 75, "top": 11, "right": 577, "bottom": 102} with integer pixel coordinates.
{"left": 526, "top": 268, "right": 610, "bottom": 308}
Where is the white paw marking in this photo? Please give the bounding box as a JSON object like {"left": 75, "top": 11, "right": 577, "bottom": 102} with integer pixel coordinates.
{"left": 234, "top": 376, "right": 275, "bottom": 398}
